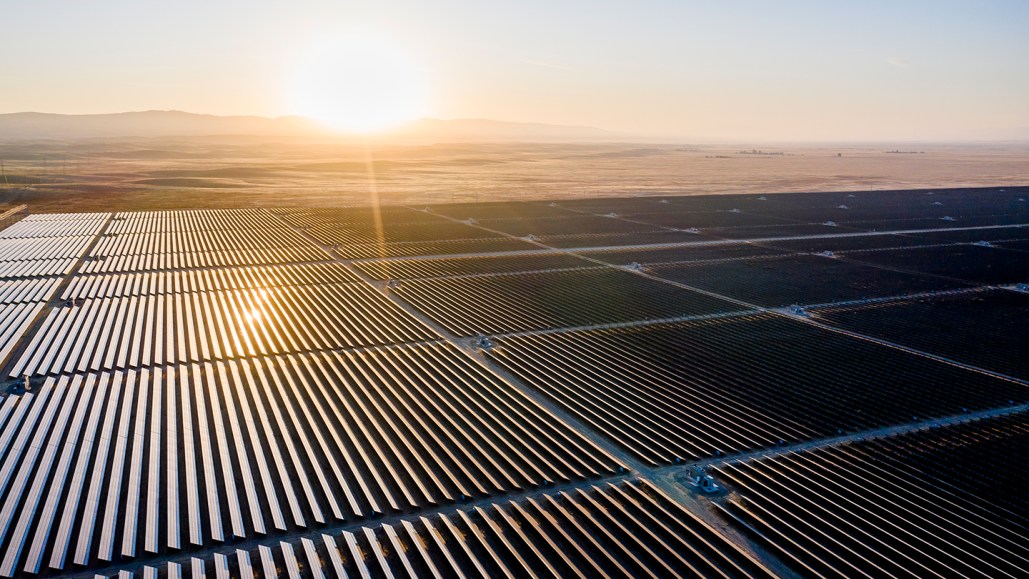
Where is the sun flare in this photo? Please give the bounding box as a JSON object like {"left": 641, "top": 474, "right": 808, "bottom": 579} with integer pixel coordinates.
{"left": 288, "top": 34, "right": 428, "bottom": 133}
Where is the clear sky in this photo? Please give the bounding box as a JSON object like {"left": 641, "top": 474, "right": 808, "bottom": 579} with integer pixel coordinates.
{"left": 3, "top": 1, "right": 1028, "bottom": 140}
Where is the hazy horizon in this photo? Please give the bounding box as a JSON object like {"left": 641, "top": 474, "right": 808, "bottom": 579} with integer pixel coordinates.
{"left": 3, "top": 110, "right": 1029, "bottom": 146}
{"left": 4, "top": 1, "right": 1028, "bottom": 141}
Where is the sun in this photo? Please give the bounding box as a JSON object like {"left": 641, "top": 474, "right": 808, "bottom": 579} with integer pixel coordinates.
{"left": 288, "top": 34, "right": 428, "bottom": 133}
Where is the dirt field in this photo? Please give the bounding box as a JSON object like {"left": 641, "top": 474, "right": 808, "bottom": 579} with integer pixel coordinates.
{"left": 1, "top": 138, "right": 1028, "bottom": 212}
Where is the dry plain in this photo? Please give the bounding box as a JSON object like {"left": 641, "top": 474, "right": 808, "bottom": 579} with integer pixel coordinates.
{"left": 2, "top": 138, "right": 1028, "bottom": 211}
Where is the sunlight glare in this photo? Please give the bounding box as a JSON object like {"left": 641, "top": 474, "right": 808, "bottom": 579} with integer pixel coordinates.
{"left": 288, "top": 33, "right": 428, "bottom": 133}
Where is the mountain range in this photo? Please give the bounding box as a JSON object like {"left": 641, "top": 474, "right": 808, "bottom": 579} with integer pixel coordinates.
{"left": 0, "top": 110, "right": 620, "bottom": 142}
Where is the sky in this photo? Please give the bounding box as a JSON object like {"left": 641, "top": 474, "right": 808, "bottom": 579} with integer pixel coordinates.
{"left": 2, "top": 1, "right": 1028, "bottom": 141}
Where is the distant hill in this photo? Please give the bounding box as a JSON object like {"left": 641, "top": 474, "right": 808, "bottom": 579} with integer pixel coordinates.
{"left": 0, "top": 110, "right": 620, "bottom": 142}
{"left": 0, "top": 111, "right": 312, "bottom": 139}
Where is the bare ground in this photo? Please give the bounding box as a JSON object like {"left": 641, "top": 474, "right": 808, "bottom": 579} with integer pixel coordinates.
{"left": 2, "top": 138, "right": 1028, "bottom": 212}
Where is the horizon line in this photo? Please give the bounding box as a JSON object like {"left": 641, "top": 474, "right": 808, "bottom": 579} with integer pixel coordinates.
{"left": 1, "top": 109, "right": 1026, "bottom": 145}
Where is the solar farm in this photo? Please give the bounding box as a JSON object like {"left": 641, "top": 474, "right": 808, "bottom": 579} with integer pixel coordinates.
{"left": 0, "top": 186, "right": 1026, "bottom": 578}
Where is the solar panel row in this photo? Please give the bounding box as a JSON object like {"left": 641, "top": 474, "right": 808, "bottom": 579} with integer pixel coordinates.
{"left": 0, "top": 303, "right": 49, "bottom": 367}
{"left": 333, "top": 237, "right": 540, "bottom": 258}
{"left": 353, "top": 252, "right": 597, "bottom": 280}
{"left": 61, "top": 262, "right": 362, "bottom": 301}
{"left": 0, "top": 217, "right": 107, "bottom": 239}
{"left": 0, "top": 278, "right": 62, "bottom": 305}
{"left": 89, "top": 228, "right": 313, "bottom": 257}
{"left": 107, "top": 210, "right": 286, "bottom": 234}
{"left": 0, "top": 236, "right": 95, "bottom": 263}
{"left": 0, "top": 259, "right": 79, "bottom": 279}
{"left": 12, "top": 283, "right": 438, "bottom": 377}
{"left": 77, "top": 247, "right": 331, "bottom": 274}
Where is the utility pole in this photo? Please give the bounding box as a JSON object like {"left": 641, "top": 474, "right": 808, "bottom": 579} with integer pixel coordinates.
{"left": 0, "top": 159, "right": 6, "bottom": 186}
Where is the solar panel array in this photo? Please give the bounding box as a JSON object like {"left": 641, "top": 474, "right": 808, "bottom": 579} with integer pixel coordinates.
{"left": 0, "top": 213, "right": 108, "bottom": 372}
{"left": 646, "top": 253, "right": 974, "bottom": 307}
{"left": 0, "top": 215, "right": 106, "bottom": 240}
{"left": 0, "top": 187, "right": 1026, "bottom": 578}
{"left": 713, "top": 412, "right": 1028, "bottom": 578}
{"left": 810, "top": 288, "right": 1029, "bottom": 380}
{"left": 0, "top": 345, "right": 618, "bottom": 575}
{"left": 389, "top": 268, "right": 746, "bottom": 336}
{"left": 354, "top": 252, "right": 597, "bottom": 280}
{"left": 486, "top": 314, "right": 1027, "bottom": 465}
{"left": 0, "top": 279, "right": 62, "bottom": 306}
{"left": 275, "top": 207, "right": 539, "bottom": 258}
{"left": 94, "top": 480, "right": 774, "bottom": 579}
{"left": 83, "top": 211, "right": 329, "bottom": 274}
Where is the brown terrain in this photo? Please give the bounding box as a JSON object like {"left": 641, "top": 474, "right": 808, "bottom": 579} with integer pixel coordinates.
{"left": 1, "top": 137, "right": 1028, "bottom": 212}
